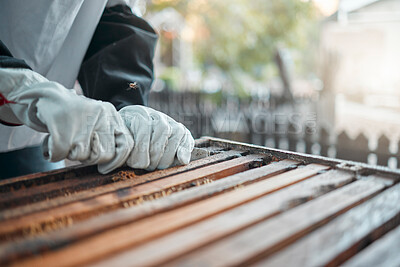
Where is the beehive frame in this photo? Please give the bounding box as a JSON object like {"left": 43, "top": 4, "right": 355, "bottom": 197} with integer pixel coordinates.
{"left": 0, "top": 136, "right": 399, "bottom": 266}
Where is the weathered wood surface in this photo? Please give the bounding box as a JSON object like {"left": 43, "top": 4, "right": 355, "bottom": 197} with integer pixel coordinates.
{"left": 0, "top": 159, "right": 299, "bottom": 263}
{"left": 164, "top": 177, "right": 391, "bottom": 267}
{"left": 0, "top": 149, "right": 242, "bottom": 220}
{"left": 0, "top": 153, "right": 263, "bottom": 239}
{"left": 9, "top": 164, "right": 328, "bottom": 267}
{"left": 0, "top": 165, "right": 96, "bottom": 190}
{"left": 342, "top": 224, "right": 400, "bottom": 267}
{"left": 93, "top": 170, "right": 354, "bottom": 267}
{"left": 0, "top": 173, "right": 112, "bottom": 209}
{"left": 258, "top": 181, "right": 400, "bottom": 267}
{"left": 1, "top": 137, "right": 400, "bottom": 267}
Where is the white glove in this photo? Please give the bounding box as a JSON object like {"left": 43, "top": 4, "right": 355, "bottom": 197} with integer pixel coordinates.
{"left": 0, "top": 68, "right": 134, "bottom": 174}
{"left": 119, "top": 105, "right": 195, "bottom": 171}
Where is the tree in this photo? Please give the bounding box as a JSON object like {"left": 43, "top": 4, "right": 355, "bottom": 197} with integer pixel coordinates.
{"left": 149, "top": 0, "right": 317, "bottom": 93}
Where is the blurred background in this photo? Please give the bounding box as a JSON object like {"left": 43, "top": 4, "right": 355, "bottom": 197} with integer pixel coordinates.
{"left": 131, "top": 0, "right": 400, "bottom": 168}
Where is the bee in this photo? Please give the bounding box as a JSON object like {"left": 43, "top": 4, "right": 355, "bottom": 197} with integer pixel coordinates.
{"left": 126, "top": 82, "right": 138, "bottom": 91}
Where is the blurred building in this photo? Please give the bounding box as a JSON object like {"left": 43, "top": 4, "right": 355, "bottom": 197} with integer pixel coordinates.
{"left": 321, "top": 0, "right": 400, "bottom": 102}
{"left": 320, "top": 0, "right": 400, "bottom": 144}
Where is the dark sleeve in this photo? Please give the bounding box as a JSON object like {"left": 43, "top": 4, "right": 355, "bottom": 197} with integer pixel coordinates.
{"left": 78, "top": 4, "right": 158, "bottom": 110}
{"left": 0, "top": 40, "right": 31, "bottom": 70}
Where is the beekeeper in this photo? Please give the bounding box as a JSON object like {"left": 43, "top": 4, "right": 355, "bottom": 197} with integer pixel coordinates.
{"left": 0, "top": 0, "right": 194, "bottom": 179}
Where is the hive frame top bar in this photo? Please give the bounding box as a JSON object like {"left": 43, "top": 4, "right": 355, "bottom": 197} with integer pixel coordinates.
{"left": 198, "top": 136, "right": 400, "bottom": 179}
{"left": 1, "top": 136, "right": 399, "bottom": 188}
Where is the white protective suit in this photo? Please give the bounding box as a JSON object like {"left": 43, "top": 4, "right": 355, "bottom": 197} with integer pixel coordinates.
{"left": 0, "top": 0, "right": 107, "bottom": 152}
{"left": 0, "top": 0, "right": 194, "bottom": 175}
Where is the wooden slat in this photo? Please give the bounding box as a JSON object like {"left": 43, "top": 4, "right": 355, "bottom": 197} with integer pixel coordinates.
{"left": 254, "top": 180, "right": 400, "bottom": 267}
{"left": 207, "top": 136, "right": 400, "bottom": 180}
{"left": 164, "top": 176, "right": 392, "bottom": 267}
{"left": 0, "top": 145, "right": 217, "bottom": 198}
{"left": 342, "top": 225, "right": 400, "bottom": 267}
{"left": 0, "top": 153, "right": 262, "bottom": 240}
{"left": 0, "top": 174, "right": 113, "bottom": 209}
{"left": 0, "top": 159, "right": 299, "bottom": 263}
{"left": 0, "top": 141, "right": 212, "bottom": 191}
{"left": 194, "top": 137, "right": 211, "bottom": 148}
{"left": 10, "top": 164, "right": 329, "bottom": 267}
{"left": 91, "top": 169, "right": 354, "bottom": 267}
{"left": 0, "top": 149, "right": 243, "bottom": 221}
{"left": 0, "top": 165, "right": 96, "bottom": 192}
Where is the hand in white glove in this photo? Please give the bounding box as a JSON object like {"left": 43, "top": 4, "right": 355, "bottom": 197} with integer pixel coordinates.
{"left": 119, "top": 105, "right": 195, "bottom": 171}
{"left": 0, "top": 68, "right": 133, "bottom": 174}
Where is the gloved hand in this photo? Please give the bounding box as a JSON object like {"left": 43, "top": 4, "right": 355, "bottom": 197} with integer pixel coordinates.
{"left": 118, "top": 105, "right": 195, "bottom": 171}
{"left": 0, "top": 68, "right": 134, "bottom": 174}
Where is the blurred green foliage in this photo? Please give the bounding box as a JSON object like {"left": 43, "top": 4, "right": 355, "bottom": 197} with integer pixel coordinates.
{"left": 149, "top": 0, "right": 317, "bottom": 92}
{"left": 158, "top": 66, "right": 182, "bottom": 91}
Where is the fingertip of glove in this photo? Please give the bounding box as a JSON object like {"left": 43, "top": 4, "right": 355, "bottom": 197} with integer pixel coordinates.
{"left": 97, "top": 158, "right": 126, "bottom": 174}
{"left": 126, "top": 157, "right": 151, "bottom": 170}
{"left": 97, "top": 164, "right": 116, "bottom": 174}
{"left": 156, "top": 163, "right": 170, "bottom": 170}
{"left": 41, "top": 134, "right": 65, "bottom": 162}
{"left": 145, "top": 166, "right": 156, "bottom": 171}
{"left": 97, "top": 165, "right": 108, "bottom": 174}
{"left": 177, "top": 146, "right": 191, "bottom": 165}
{"left": 98, "top": 132, "right": 134, "bottom": 174}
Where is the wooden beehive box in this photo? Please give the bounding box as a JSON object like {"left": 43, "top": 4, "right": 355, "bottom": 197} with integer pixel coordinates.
{"left": 0, "top": 137, "right": 399, "bottom": 266}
